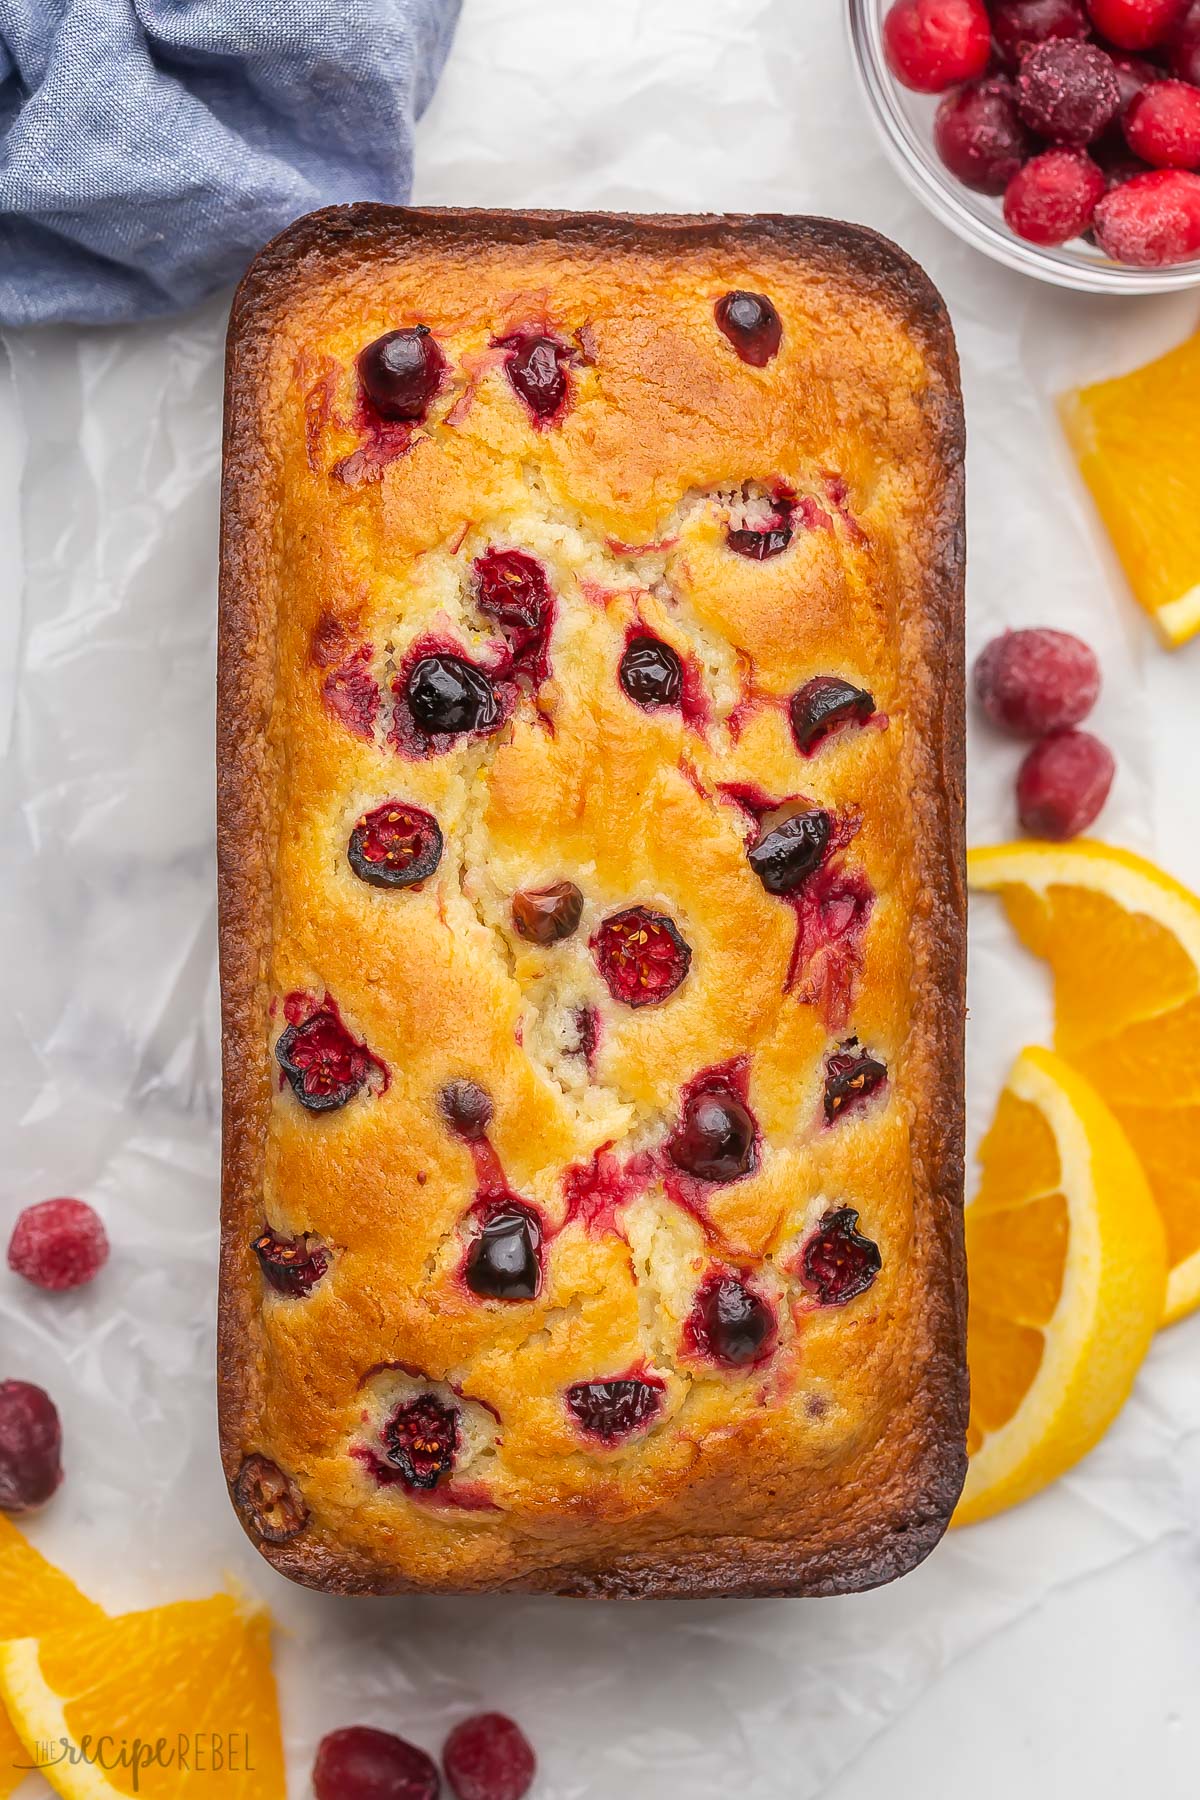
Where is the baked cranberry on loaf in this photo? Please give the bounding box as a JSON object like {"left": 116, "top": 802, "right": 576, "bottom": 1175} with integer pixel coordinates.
{"left": 217, "top": 207, "right": 967, "bottom": 1597}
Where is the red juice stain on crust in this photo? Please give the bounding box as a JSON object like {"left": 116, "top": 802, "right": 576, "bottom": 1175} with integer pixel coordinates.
{"left": 331, "top": 391, "right": 417, "bottom": 487}
{"left": 562, "top": 1143, "right": 657, "bottom": 1235}
{"left": 321, "top": 643, "right": 380, "bottom": 741}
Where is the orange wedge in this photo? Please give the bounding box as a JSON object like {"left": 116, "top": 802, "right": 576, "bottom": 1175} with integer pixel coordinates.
{"left": 956, "top": 1046, "right": 1166, "bottom": 1526}
{"left": 1061, "top": 329, "right": 1200, "bottom": 647}
{"left": 970, "top": 840, "right": 1200, "bottom": 1322}
{"left": 0, "top": 1518, "right": 103, "bottom": 1798}
{"left": 0, "top": 1594, "right": 284, "bottom": 1798}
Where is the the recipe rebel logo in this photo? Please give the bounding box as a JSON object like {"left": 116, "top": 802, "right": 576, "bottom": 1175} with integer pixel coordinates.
{"left": 19, "top": 1732, "right": 257, "bottom": 1789}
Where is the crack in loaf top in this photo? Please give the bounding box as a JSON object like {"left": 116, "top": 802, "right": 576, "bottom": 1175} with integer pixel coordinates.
{"left": 217, "top": 209, "right": 967, "bottom": 1598}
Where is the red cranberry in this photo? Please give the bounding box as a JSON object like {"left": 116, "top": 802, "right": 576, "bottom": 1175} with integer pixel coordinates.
{"left": 348, "top": 802, "right": 443, "bottom": 889}
{"left": 619, "top": 636, "right": 684, "bottom": 709}
{"left": 1016, "top": 729, "right": 1115, "bottom": 838}
{"left": 566, "top": 1377, "right": 664, "bottom": 1441}
{"left": 383, "top": 1395, "right": 459, "bottom": 1490}
{"left": 1168, "top": 1, "right": 1200, "bottom": 81}
{"left": 823, "top": 1041, "right": 889, "bottom": 1122}
{"left": 974, "top": 628, "right": 1101, "bottom": 736}
{"left": 934, "top": 78, "right": 1032, "bottom": 192}
{"left": 686, "top": 1274, "right": 776, "bottom": 1367}
{"left": 232, "top": 1453, "right": 308, "bottom": 1542}
{"left": 1092, "top": 165, "right": 1200, "bottom": 258}
{"left": 801, "top": 1208, "right": 882, "bottom": 1306}
{"left": 747, "top": 809, "right": 832, "bottom": 896}
{"left": 1016, "top": 41, "right": 1121, "bottom": 143}
{"left": 591, "top": 907, "right": 691, "bottom": 1007}
{"left": 314, "top": 1726, "right": 440, "bottom": 1800}
{"left": 714, "top": 291, "right": 783, "bottom": 366}
{"left": 7, "top": 1198, "right": 108, "bottom": 1292}
{"left": 727, "top": 500, "right": 793, "bottom": 560}
{"left": 0, "top": 1381, "right": 63, "bottom": 1513}
{"left": 790, "top": 676, "right": 876, "bottom": 753}
{"left": 991, "top": 0, "right": 1090, "bottom": 68}
{"left": 1109, "top": 55, "right": 1164, "bottom": 123}
{"left": 883, "top": 0, "right": 991, "bottom": 91}
{"left": 511, "top": 880, "right": 583, "bottom": 944}
{"left": 1004, "top": 148, "right": 1107, "bottom": 242}
{"left": 406, "top": 655, "right": 499, "bottom": 738}
{"left": 443, "top": 1716, "right": 534, "bottom": 1800}
{"left": 497, "top": 334, "right": 571, "bottom": 421}
{"left": 357, "top": 328, "right": 446, "bottom": 423}
{"left": 1124, "top": 79, "right": 1200, "bottom": 166}
{"left": 465, "top": 1208, "right": 542, "bottom": 1301}
{"left": 473, "top": 549, "right": 551, "bottom": 636}
{"left": 276, "top": 1012, "right": 371, "bottom": 1113}
{"left": 669, "top": 1088, "right": 757, "bottom": 1183}
{"left": 1092, "top": 141, "right": 1155, "bottom": 186}
{"left": 440, "top": 1080, "right": 494, "bottom": 1140}
{"left": 253, "top": 1230, "right": 330, "bottom": 1297}
{"left": 1085, "top": 0, "right": 1189, "bottom": 50}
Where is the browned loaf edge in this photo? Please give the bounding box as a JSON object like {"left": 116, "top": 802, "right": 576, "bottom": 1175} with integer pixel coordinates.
{"left": 217, "top": 206, "right": 967, "bottom": 1599}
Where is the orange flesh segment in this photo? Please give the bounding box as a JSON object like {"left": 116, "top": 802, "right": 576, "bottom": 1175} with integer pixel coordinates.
{"left": 0, "top": 1516, "right": 102, "bottom": 1795}
{"left": 1108, "top": 1102, "right": 1200, "bottom": 1271}
{"left": 967, "top": 1193, "right": 1070, "bottom": 1327}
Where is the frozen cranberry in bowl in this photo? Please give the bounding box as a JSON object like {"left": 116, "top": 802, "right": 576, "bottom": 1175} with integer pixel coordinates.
{"left": 974, "top": 628, "right": 1101, "bottom": 736}
{"left": 1168, "top": 0, "right": 1200, "bottom": 81}
{"left": 882, "top": 0, "right": 991, "bottom": 92}
{"left": 443, "top": 1714, "right": 536, "bottom": 1800}
{"left": 934, "top": 79, "right": 1033, "bottom": 193}
{"left": 1004, "top": 148, "right": 1107, "bottom": 244}
{"left": 7, "top": 1198, "right": 109, "bottom": 1292}
{"left": 1015, "top": 40, "right": 1121, "bottom": 144}
{"left": 1092, "top": 166, "right": 1200, "bottom": 260}
{"left": 1123, "top": 80, "right": 1200, "bottom": 169}
{"left": 313, "top": 1725, "right": 440, "bottom": 1800}
{"left": 1085, "top": 0, "right": 1189, "bottom": 52}
{"left": 0, "top": 1380, "right": 63, "bottom": 1514}
{"left": 991, "top": 0, "right": 1091, "bottom": 68}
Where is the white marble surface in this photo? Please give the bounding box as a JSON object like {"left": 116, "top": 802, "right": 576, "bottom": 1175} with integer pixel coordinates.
{"left": 1, "top": 2, "right": 1199, "bottom": 1796}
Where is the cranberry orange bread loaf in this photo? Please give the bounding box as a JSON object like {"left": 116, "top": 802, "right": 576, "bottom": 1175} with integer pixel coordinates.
{"left": 217, "top": 207, "right": 967, "bottom": 1598}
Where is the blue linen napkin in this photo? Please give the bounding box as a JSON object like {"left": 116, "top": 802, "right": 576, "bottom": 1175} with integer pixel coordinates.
{"left": 0, "top": 0, "right": 461, "bottom": 326}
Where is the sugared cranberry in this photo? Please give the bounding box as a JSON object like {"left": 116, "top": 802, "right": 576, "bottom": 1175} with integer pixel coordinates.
{"left": 686, "top": 1274, "right": 776, "bottom": 1367}
{"left": 714, "top": 291, "right": 783, "bottom": 366}
{"left": 498, "top": 334, "right": 571, "bottom": 421}
{"left": 314, "top": 1726, "right": 440, "bottom": 1800}
{"left": 348, "top": 802, "right": 443, "bottom": 889}
{"left": 747, "top": 809, "right": 832, "bottom": 896}
{"left": 619, "top": 636, "right": 684, "bottom": 710}
{"left": 406, "top": 655, "right": 500, "bottom": 738}
{"left": 1124, "top": 80, "right": 1200, "bottom": 167}
{"left": 801, "top": 1208, "right": 882, "bottom": 1306}
{"left": 253, "top": 1230, "right": 330, "bottom": 1297}
{"left": 991, "top": 0, "right": 1090, "bottom": 68}
{"left": 883, "top": 0, "right": 992, "bottom": 91}
{"left": 440, "top": 1080, "right": 494, "bottom": 1140}
{"left": 1016, "top": 729, "right": 1115, "bottom": 838}
{"left": 669, "top": 1089, "right": 757, "bottom": 1183}
{"left": 0, "top": 1381, "right": 62, "bottom": 1513}
{"left": 7, "top": 1198, "right": 108, "bottom": 1292}
{"left": 382, "top": 1395, "right": 459, "bottom": 1490}
{"left": 974, "top": 628, "right": 1101, "bottom": 736}
{"left": 1016, "top": 41, "right": 1120, "bottom": 144}
{"left": 726, "top": 502, "right": 793, "bottom": 560}
{"left": 566, "top": 1377, "right": 664, "bottom": 1441}
{"left": 1168, "top": 1, "right": 1200, "bottom": 81}
{"left": 465, "top": 1208, "right": 542, "bottom": 1301}
{"left": 357, "top": 327, "right": 446, "bottom": 423}
{"left": 277, "top": 1012, "right": 372, "bottom": 1113}
{"left": 1092, "top": 166, "right": 1200, "bottom": 259}
{"left": 474, "top": 549, "right": 552, "bottom": 636}
{"left": 511, "top": 880, "right": 583, "bottom": 944}
{"left": 790, "top": 677, "right": 875, "bottom": 754}
{"left": 823, "top": 1041, "right": 889, "bottom": 1122}
{"left": 232, "top": 1454, "right": 308, "bottom": 1542}
{"left": 591, "top": 907, "right": 692, "bottom": 1007}
{"left": 1004, "top": 148, "right": 1107, "bottom": 243}
{"left": 443, "top": 1714, "right": 535, "bottom": 1800}
{"left": 934, "top": 78, "right": 1033, "bottom": 192}
{"left": 1085, "top": 0, "right": 1189, "bottom": 51}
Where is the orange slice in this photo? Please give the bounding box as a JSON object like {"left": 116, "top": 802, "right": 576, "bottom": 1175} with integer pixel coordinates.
{"left": 0, "top": 1594, "right": 284, "bottom": 1798}
{"left": 970, "top": 839, "right": 1200, "bottom": 1323}
{"left": 1061, "top": 329, "right": 1200, "bottom": 647}
{"left": 955, "top": 1046, "right": 1166, "bottom": 1527}
{"left": 0, "top": 1518, "right": 103, "bottom": 1798}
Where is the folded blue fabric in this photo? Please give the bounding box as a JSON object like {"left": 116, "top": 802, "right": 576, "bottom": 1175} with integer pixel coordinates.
{"left": 0, "top": 0, "right": 461, "bottom": 326}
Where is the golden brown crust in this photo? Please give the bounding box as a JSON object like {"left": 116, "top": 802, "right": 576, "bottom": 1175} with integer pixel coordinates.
{"left": 217, "top": 206, "right": 966, "bottom": 1598}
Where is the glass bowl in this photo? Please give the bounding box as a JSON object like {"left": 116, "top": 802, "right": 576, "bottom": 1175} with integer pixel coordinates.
{"left": 846, "top": 0, "right": 1200, "bottom": 294}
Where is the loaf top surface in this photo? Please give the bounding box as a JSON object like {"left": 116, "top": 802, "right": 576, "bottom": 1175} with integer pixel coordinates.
{"left": 218, "top": 208, "right": 967, "bottom": 1598}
